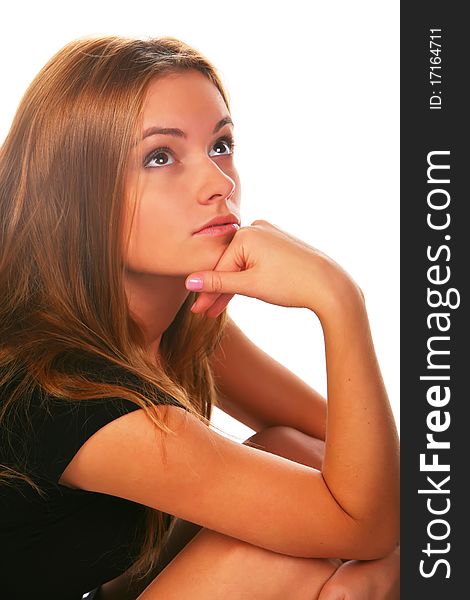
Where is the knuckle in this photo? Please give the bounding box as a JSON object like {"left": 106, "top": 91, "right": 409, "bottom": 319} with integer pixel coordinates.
{"left": 236, "top": 224, "right": 253, "bottom": 237}
{"left": 251, "top": 219, "right": 268, "bottom": 226}
{"left": 211, "top": 271, "right": 223, "bottom": 293}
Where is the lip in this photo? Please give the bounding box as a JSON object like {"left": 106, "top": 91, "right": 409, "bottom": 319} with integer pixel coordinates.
{"left": 193, "top": 213, "right": 240, "bottom": 235}
{"left": 193, "top": 223, "right": 240, "bottom": 237}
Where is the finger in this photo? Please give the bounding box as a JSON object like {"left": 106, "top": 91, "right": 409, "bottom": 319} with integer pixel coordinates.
{"left": 185, "top": 233, "right": 248, "bottom": 297}
{"left": 205, "top": 293, "right": 235, "bottom": 318}
{"left": 191, "top": 291, "right": 233, "bottom": 316}
{"left": 191, "top": 291, "right": 222, "bottom": 314}
{"left": 185, "top": 268, "right": 247, "bottom": 296}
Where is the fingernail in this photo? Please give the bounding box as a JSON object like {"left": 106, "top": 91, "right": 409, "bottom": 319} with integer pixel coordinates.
{"left": 186, "top": 277, "right": 203, "bottom": 291}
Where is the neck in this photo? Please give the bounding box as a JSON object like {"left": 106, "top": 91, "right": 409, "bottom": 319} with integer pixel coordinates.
{"left": 124, "top": 271, "right": 190, "bottom": 362}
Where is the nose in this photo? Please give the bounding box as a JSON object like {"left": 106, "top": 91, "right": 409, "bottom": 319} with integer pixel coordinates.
{"left": 195, "top": 157, "right": 236, "bottom": 206}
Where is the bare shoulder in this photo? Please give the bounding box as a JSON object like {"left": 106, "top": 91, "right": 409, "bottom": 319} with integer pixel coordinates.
{"left": 59, "top": 405, "right": 378, "bottom": 559}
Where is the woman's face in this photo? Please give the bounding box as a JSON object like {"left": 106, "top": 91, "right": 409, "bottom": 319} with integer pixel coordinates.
{"left": 124, "top": 69, "right": 241, "bottom": 277}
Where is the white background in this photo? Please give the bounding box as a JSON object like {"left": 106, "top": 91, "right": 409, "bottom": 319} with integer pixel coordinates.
{"left": 1, "top": 1, "right": 399, "bottom": 442}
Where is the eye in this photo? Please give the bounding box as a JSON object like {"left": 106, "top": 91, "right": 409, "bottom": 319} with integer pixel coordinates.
{"left": 144, "top": 146, "right": 175, "bottom": 169}
{"left": 143, "top": 135, "right": 236, "bottom": 169}
{"left": 209, "top": 135, "right": 236, "bottom": 157}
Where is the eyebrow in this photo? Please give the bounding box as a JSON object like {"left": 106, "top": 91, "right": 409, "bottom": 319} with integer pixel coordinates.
{"left": 142, "top": 116, "right": 234, "bottom": 140}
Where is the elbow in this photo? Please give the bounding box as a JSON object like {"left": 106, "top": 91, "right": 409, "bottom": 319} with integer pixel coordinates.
{"left": 355, "top": 488, "right": 400, "bottom": 560}
{"left": 352, "top": 514, "right": 400, "bottom": 560}
{"left": 338, "top": 496, "right": 399, "bottom": 560}
{"left": 377, "top": 514, "right": 400, "bottom": 558}
{"left": 363, "top": 530, "right": 399, "bottom": 560}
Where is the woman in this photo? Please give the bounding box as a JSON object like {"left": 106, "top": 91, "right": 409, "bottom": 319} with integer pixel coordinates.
{"left": 0, "top": 35, "right": 400, "bottom": 599}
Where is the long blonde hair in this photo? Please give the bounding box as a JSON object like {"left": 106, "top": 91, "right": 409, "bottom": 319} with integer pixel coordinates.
{"left": 0, "top": 35, "right": 231, "bottom": 583}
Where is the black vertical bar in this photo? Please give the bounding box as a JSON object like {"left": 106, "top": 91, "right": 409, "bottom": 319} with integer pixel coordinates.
{"left": 401, "top": 2, "right": 467, "bottom": 597}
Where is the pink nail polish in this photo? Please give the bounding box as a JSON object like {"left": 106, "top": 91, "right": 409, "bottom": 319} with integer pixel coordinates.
{"left": 186, "top": 277, "right": 203, "bottom": 291}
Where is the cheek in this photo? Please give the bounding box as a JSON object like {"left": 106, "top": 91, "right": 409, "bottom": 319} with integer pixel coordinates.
{"left": 131, "top": 203, "right": 179, "bottom": 254}
{"left": 134, "top": 179, "right": 185, "bottom": 236}
{"left": 124, "top": 184, "right": 193, "bottom": 270}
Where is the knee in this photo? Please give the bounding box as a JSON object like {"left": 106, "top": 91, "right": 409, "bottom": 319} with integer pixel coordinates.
{"left": 244, "top": 425, "right": 302, "bottom": 450}
{"left": 243, "top": 426, "right": 325, "bottom": 470}
{"left": 232, "top": 540, "right": 341, "bottom": 600}
{"left": 244, "top": 424, "right": 287, "bottom": 443}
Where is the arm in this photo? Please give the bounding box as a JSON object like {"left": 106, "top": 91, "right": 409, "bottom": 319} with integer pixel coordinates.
{"left": 317, "top": 285, "right": 399, "bottom": 534}
{"left": 212, "top": 294, "right": 400, "bottom": 549}
{"left": 212, "top": 319, "right": 401, "bottom": 597}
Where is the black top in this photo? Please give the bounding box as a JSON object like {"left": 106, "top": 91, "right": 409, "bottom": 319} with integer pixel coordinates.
{"left": 0, "top": 364, "right": 187, "bottom": 599}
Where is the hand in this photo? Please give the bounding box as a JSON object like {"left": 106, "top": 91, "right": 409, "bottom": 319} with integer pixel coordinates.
{"left": 318, "top": 546, "right": 400, "bottom": 600}
{"left": 185, "top": 219, "right": 361, "bottom": 319}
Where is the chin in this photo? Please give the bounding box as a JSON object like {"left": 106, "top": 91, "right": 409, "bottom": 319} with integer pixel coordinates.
{"left": 185, "top": 245, "right": 228, "bottom": 272}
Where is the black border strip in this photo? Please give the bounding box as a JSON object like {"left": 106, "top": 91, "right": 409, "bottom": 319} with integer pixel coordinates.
{"left": 401, "top": 2, "right": 467, "bottom": 596}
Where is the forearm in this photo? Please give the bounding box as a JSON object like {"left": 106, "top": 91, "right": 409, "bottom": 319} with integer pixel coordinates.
{"left": 310, "top": 282, "right": 400, "bottom": 543}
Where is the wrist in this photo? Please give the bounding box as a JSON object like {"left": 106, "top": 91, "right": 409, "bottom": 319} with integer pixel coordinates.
{"left": 305, "top": 275, "right": 366, "bottom": 326}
